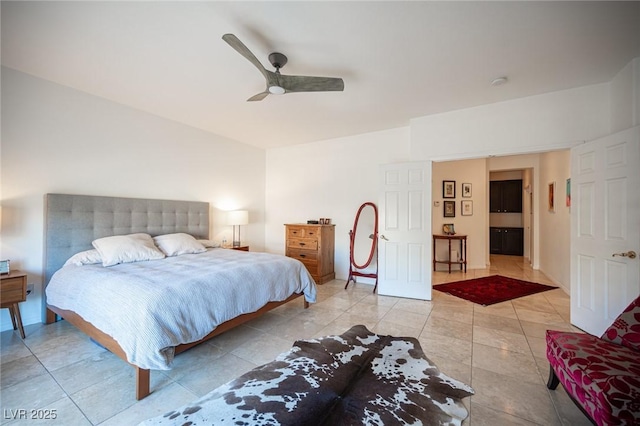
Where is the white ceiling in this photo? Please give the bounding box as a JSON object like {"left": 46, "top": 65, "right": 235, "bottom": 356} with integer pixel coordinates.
{"left": 2, "top": 1, "right": 640, "bottom": 149}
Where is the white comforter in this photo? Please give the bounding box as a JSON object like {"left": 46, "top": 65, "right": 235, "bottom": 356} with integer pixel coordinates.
{"left": 45, "top": 249, "right": 317, "bottom": 370}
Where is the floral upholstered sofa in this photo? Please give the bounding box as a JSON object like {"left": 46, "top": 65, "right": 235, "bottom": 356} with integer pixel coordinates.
{"left": 546, "top": 295, "right": 640, "bottom": 425}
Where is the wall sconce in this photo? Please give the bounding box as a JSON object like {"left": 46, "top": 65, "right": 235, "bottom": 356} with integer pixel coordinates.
{"left": 227, "top": 210, "right": 249, "bottom": 247}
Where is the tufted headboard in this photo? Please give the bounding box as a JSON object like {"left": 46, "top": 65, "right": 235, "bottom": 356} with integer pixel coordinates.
{"left": 43, "top": 193, "right": 209, "bottom": 286}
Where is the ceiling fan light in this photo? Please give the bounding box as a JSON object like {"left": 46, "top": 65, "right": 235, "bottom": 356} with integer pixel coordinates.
{"left": 269, "top": 85, "right": 285, "bottom": 95}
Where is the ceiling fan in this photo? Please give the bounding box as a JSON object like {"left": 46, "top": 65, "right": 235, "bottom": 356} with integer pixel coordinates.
{"left": 222, "top": 33, "right": 345, "bottom": 102}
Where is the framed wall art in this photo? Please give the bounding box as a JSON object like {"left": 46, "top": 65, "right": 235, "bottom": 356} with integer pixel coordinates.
{"left": 443, "top": 180, "right": 456, "bottom": 198}
{"left": 548, "top": 181, "right": 556, "bottom": 212}
{"left": 461, "top": 200, "right": 473, "bottom": 216}
{"left": 462, "top": 183, "right": 472, "bottom": 198}
{"left": 444, "top": 200, "right": 455, "bottom": 217}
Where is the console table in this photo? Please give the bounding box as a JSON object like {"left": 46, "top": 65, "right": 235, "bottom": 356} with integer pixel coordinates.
{"left": 433, "top": 234, "right": 467, "bottom": 273}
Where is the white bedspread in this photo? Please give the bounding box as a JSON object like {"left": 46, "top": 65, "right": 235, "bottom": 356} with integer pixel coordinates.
{"left": 45, "top": 249, "right": 317, "bottom": 370}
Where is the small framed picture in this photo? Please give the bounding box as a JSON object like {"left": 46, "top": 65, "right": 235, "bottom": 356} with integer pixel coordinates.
{"left": 462, "top": 183, "right": 472, "bottom": 198}
{"left": 442, "top": 223, "right": 455, "bottom": 235}
{"left": 548, "top": 181, "right": 556, "bottom": 212}
{"left": 443, "top": 180, "right": 456, "bottom": 198}
{"left": 443, "top": 200, "right": 455, "bottom": 217}
{"left": 0, "top": 259, "right": 10, "bottom": 275}
{"left": 461, "top": 200, "right": 473, "bottom": 216}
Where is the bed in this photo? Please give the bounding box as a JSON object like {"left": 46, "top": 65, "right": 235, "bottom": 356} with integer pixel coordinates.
{"left": 43, "top": 193, "right": 316, "bottom": 400}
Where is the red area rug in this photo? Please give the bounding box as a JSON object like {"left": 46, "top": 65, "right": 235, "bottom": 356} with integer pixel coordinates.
{"left": 434, "top": 275, "right": 557, "bottom": 306}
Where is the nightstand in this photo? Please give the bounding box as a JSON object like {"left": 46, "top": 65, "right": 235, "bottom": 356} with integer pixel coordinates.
{"left": 228, "top": 245, "right": 249, "bottom": 251}
{"left": 1, "top": 270, "right": 27, "bottom": 339}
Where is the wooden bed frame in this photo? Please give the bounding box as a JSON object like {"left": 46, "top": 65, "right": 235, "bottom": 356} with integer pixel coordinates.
{"left": 43, "top": 194, "right": 309, "bottom": 400}
{"left": 46, "top": 294, "right": 307, "bottom": 400}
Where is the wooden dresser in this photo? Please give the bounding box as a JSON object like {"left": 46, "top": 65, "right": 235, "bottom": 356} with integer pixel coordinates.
{"left": 285, "top": 224, "right": 335, "bottom": 284}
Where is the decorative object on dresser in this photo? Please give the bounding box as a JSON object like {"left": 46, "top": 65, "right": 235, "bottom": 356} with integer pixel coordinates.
{"left": 346, "top": 202, "right": 378, "bottom": 293}
{"left": 285, "top": 223, "right": 335, "bottom": 284}
{"left": 1, "top": 270, "right": 27, "bottom": 339}
{"left": 227, "top": 210, "right": 249, "bottom": 247}
{"left": 0, "top": 259, "right": 9, "bottom": 274}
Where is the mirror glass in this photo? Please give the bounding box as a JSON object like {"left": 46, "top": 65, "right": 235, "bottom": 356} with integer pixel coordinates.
{"left": 352, "top": 203, "right": 377, "bottom": 268}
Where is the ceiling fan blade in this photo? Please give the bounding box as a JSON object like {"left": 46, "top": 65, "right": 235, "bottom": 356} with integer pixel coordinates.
{"left": 279, "top": 75, "right": 345, "bottom": 93}
{"left": 222, "top": 34, "right": 268, "bottom": 80}
{"left": 247, "top": 91, "right": 270, "bottom": 102}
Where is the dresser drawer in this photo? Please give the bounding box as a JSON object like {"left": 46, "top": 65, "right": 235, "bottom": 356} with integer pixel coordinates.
{"left": 286, "top": 227, "right": 321, "bottom": 239}
{"left": 1, "top": 276, "right": 26, "bottom": 304}
{"left": 286, "top": 248, "right": 318, "bottom": 264}
{"left": 287, "top": 238, "right": 318, "bottom": 251}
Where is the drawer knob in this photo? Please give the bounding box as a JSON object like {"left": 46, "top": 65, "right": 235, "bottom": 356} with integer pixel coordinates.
{"left": 299, "top": 242, "right": 305, "bottom": 246}
{"left": 300, "top": 254, "right": 306, "bottom": 258}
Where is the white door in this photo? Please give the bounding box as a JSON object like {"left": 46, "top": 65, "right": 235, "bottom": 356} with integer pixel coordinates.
{"left": 571, "top": 126, "right": 640, "bottom": 336}
{"left": 378, "top": 162, "right": 431, "bottom": 300}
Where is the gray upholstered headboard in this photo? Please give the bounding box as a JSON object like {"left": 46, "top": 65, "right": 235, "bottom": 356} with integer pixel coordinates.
{"left": 43, "top": 194, "right": 209, "bottom": 286}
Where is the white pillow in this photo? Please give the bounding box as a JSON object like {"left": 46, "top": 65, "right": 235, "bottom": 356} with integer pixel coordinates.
{"left": 64, "top": 249, "right": 102, "bottom": 266}
{"left": 197, "top": 239, "right": 220, "bottom": 248}
{"left": 154, "top": 233, "right": 207, "bottom": 256}
{"left": 92, "top": 233, "right": 165, "bottom": 267}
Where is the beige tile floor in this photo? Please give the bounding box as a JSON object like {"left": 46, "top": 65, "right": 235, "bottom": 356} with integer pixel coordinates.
{"left": 0, "top": 255, "right": 592, "bottom": 425}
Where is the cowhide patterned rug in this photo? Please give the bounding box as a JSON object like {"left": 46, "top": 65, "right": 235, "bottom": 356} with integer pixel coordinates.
{"left": 140, "top": 325, "right": 474, "bottom": 425}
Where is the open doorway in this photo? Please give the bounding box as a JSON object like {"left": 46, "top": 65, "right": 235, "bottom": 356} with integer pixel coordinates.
{"left": 431, "top": 150, "right": 570, "bottom": 292}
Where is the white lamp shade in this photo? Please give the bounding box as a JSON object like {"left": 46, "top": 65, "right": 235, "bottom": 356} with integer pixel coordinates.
{"left": 227, "top": 210, "right": 249, "bottom": 226}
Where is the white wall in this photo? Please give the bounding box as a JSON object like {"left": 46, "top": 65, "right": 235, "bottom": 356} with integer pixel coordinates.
{"left": 432, "top": 159, "right": 487, "bottom": 270}
{"left": 410, "top": 83, "right": 610, "bottom": 161}
{"left": 0, "top": 68, "right": 266, "bottom": 330}
{"left": 265, "top": 127, "right": 411, "bottom": 284}
{"left": 538, "top": 150, "right": 571, "bottom": 291}
{"left": 610, "top": 57, "right": 640, "bottom": 132}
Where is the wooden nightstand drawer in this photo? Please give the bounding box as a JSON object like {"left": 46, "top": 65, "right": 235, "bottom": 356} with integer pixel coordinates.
{"left": 1, "top": 275, "right": 27, "bottom": 304}
{"left": 287, "top": 238, "right": 318, "bottom": 251}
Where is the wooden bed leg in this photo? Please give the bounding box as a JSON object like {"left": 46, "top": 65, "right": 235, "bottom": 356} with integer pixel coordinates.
{"left": 136, "top": 367, "right": 150, "bottom": 400}
{"left": 304, "top": 300, "right": 309, "bottom": 309}
{"left": 45, "top": 308, "right": 57, "bottom": 324}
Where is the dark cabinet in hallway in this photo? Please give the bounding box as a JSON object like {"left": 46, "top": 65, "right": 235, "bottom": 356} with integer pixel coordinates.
{"left": 490, "top": 180, "right": 523, "bottom": 213}
{"left": 490, "top": 227, "right": 524, "bottom": 256}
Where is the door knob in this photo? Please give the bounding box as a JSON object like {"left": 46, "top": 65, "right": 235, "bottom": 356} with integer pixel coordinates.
{"left": 612, "top": 251, "right": 637, "bottom": 259}
{"left": 380, "top": 235, "right": 389, "bottom": 241}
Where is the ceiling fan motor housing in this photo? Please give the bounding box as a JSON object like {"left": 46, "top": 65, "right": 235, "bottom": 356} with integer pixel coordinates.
{"left": 268, "top": 52, "right": 288, "bottom": 70}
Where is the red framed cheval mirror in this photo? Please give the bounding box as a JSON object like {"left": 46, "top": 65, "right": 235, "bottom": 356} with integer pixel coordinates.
{"left": 345, "top": 202, "right": 379, "bottom": 293}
